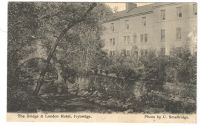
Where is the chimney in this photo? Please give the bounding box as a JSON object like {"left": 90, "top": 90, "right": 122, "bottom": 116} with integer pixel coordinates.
{"left": 126, "top": 3, "right": 137, "bottom": 11}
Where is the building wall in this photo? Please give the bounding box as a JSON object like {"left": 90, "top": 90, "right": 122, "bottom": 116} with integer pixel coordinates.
{"left": 102, "top": 12, "right": 156, "bottom": 56}
{"left": 102, "top": 3, "right": 197, "bottom": 56}
{"left": 153, "top": 3, "right": 197, "bottom": 55}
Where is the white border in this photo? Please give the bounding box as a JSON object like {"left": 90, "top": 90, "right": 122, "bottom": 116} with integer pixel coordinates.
{"left": 0, "top": 0, "right": 199, "bottom": 126}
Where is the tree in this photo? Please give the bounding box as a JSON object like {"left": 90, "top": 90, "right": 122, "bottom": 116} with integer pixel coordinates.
{"left": 8, "top": 3, "right": 113, "bottom": 94}
{"left": 8, "top": 3, "right": 113, "bottom": 96}
{"left": 8, "top": 2, "right": 113, "bottom": 111}
{"left": 8, "top": 2, "right": 40, "bottom": 87}
{"left": 31, "top": 3, "right": 97, "bottom": 95}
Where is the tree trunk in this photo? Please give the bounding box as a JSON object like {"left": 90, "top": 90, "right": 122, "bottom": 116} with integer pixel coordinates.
{"left": 33, "top": 3, "right": 97, "bottom": 95}
{"left": 54, "top": 62, "right": 66, "bottom": 94}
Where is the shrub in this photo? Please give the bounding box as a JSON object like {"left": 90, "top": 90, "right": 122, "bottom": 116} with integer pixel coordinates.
{"left": 142, "top": 54, "right": 168, "bottom": 91}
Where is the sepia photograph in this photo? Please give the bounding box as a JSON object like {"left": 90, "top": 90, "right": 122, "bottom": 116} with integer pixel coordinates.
{"left": 7, "top": 1, "right": 197, "bottom": 122}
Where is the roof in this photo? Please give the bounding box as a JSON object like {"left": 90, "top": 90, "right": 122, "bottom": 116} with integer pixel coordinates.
{"left": 104, "top": 2, "right": 176, "bottom": 22}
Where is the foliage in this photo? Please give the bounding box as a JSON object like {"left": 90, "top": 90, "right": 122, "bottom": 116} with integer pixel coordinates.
{"left": 169, "top": 48, "right": 197, "bottom": 84}
{"left": 8, "top": 2, "right": 40, "bottom": 87}
{"left": 8, "top": 2, "right": 112, "bottom": 84}
{"left": 142, "top": 55, "right": 168, "bottom": 91}
{"left": 105, "top": 54, "right": 142, "bottom": 80}
{"left": 8, "top": 2, "right": 196, "bottom": 113}
{"left": 8, "top": 2, "right": 113, "bottom": 112}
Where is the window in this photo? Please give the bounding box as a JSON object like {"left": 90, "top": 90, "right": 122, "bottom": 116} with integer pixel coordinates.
{"left": 140, "top": 34, "right": 143, "bottom": 42}
{"left": 144, "top": 34, "right": 148, "bottom": 42}
{"left": 142, "top": 17, "right": 146, "bottom": 26}
{"left": 140, "top": 34, "right": 147, "bottom": 42}
{"left": 176, "top": 7, "right": 182, "bottom": 18}
{"left": 125, "top": 20, "right": 129, "bottom": 30}
{"left": 161, "top": 10, "right": 166, "bottom": 20}
{"left": 110, "top": 38, "right": 115, "bottom": 46}
{"left": 133, "top": 34, "right": 137, "bottom": 43}
{"left": 160, "top": 48, "right": 165, "bottom": 55}
{"left": 111, "top": 23, "right": 114, "bottom": 32}
{"left": 123, "top": 36, "right": 130, "bottom": 44}
{"left": 176, "top": 27, "right": 181, "bottom": 40}
{"left": 193, "top": 4, "right": 197, "bottom": 15}
{"left": 123, "top": 36, "right": 126, "bottom": 43}
{"left": 161, "top": 29, "right": 165, "bottom": 41}
{"left": 121, "top": 49, "right": 126, "bottom": 56}
{"left": 133, "top": 45, "right": 138, "bottom": 50}
{"left": 113, "top": 38, "right": 115, "bottom": 45}
{"left": 110, "top": 50, "right": 115, "bottom": 56}
{"left": 127, "top": 36, "right": 130, "bottom": 44}
{"left": 121, "top": 49, "right": 131, "bottom": 56}
{"left": 110, "top": 39, "right": 112, "bottom": 45}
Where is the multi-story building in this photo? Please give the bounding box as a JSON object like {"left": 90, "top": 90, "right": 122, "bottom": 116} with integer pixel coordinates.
{"left": 102, "top": 3, "right": 197, "bottom": 57}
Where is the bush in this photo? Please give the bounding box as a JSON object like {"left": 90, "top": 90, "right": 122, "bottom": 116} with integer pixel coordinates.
{"left": 7, "top": 87, "right": 39, "bottom": 112}
{"left": 142, "top": 55, "right": 168, "bottom": 91}
{"left": 168, "top": 48, "right": 196, "bottom": 85}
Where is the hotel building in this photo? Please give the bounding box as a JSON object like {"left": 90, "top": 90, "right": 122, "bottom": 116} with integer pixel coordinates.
{"left": 102, "top": 3, "right": 197, "bottom": 57}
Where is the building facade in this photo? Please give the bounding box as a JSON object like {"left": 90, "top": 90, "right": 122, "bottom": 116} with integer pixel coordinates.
{"left": 102, "top": 3, "right": 197, "bottom": 57}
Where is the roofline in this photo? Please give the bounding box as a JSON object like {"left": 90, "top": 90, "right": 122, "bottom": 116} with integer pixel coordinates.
{"left": 103, "top": 11, "right": 153, "bottom": 23}
{"left": 153, "top": 2, "right": 181, "bottom": 8}
{"left": 103, "top": 2, "right": 192, "bottom": 24}
{"left": 153, "top": 2, "right": 197, "bottom": 8}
